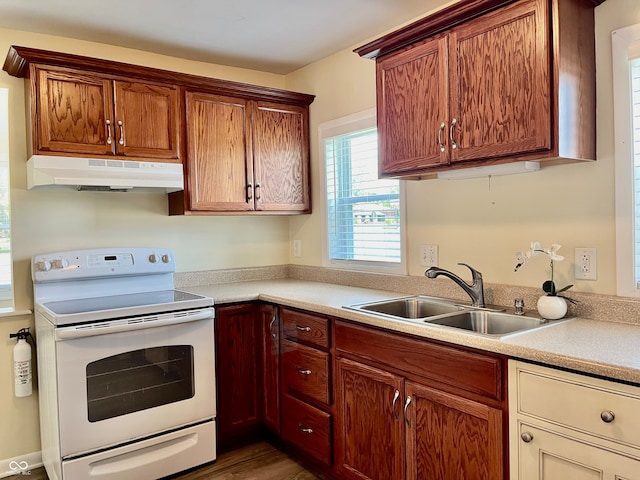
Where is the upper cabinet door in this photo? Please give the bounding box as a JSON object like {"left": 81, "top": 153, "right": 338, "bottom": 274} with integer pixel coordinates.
{"left": 113, "top": 81, "right": 180, "bottom": 160}
{"left": 377, "top": 36, "right": 450, "bottom": 176}
{"left": 448, "top": 0, "right": 551, "bottom": 163}
{"left": 251, "top": 101, "right": 310, "bottom": 212}
{"left": 36, "top": 67, "right": 114, "bottom": 156}
{"left": 185, "top": 91, "right": 253, "bottom": 212}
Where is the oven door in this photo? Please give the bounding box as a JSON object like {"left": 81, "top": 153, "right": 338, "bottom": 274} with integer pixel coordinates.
{"left": 54, "top": 308, "right": 215, "bottom": 458}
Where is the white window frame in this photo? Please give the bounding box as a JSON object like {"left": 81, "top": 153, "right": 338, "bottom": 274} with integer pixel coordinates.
{"left": 613, "top": 23, "right": 640, "bottom": 297}
{"left": 319, "top": 108, "right": 407, "bottom": 274}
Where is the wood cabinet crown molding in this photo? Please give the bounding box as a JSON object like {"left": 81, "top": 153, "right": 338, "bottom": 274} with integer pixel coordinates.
{"left": 3, "top": 45, "right": 315, "bottom": 106}
{"left": 354, "top": 0, "right": 605, "bottom": 60}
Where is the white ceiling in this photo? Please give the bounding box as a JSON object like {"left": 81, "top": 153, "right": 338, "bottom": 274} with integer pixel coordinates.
{"left": 0, "top": 0, "right": 451, "bottom": 74}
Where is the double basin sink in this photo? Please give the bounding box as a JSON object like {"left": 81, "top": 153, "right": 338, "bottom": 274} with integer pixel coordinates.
{"left": 346, "top": 296, "right": 555, "bottom": 338}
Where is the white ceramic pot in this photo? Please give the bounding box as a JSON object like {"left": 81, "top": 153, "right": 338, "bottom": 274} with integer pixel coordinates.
{"left": 536, "top": 295, "right": 567, "bottom": 320}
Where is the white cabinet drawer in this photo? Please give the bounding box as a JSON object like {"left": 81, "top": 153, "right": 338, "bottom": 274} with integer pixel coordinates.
{"left": 514, "top": 362, "right": 640, "bottom": 449}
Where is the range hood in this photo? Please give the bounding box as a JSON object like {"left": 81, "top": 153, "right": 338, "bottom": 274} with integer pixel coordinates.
{"left": 26, "top": 156, "right": 184, "bottom": 192}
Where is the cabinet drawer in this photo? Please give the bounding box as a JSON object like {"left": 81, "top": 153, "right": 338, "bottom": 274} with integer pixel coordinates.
{"left": 282, "top": 394, "right": 332, "bottom": 466}
{"left": 282, "top": 308, "right": 330, "bottom": 348}
{"left": 515, "top": 362, "right": 640, "bottom": 449}
{"left": 282, "top": 339, "right": 330, "bottom": 405}
{"left": 335, "top": 320, "right": 503, "bottom": 402}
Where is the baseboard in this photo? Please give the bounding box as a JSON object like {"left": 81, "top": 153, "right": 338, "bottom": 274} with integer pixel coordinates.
{"left": 0, "top": 451, "right": 42, "bottom": 478}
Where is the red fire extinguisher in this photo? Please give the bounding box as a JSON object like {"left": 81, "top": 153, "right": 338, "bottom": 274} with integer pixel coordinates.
{"left": 9, "top": 328, "right": 35, "bottom": 397}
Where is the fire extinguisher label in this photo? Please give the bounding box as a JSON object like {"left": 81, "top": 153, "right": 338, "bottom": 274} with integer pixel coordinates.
{"left": 14, "top": 360, "right": 31, "bottom": 385}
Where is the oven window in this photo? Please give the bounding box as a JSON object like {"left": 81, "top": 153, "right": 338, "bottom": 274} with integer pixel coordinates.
{"left": 86, "top": 346, "right": 195, "bottom": 422}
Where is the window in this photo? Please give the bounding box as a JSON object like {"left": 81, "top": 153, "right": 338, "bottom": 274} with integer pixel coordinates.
{"left": 0, "top": 87, "right": 12, "bottom": 309}
{"left": 614, "top": 24, "right": 640, "bottom": 297}
{"left": 320, "top": 109, "right": 406, "bottom": 274}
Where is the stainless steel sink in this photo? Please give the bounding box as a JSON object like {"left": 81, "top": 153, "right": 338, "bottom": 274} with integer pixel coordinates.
{"left": 347, "top": 296, "right": 465, "bottom": 319}
{"left": 425, "top": 310, "right": 548, "bottom": 336}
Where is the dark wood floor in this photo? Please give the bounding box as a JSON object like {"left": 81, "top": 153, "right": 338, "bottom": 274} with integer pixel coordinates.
{"left": 12, "top": 442, "right": 322, "bottom": 480}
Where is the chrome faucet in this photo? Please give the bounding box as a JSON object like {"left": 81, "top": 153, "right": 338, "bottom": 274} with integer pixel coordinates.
{"left": 425, "top": 263, "right": 485, "bottom": 308}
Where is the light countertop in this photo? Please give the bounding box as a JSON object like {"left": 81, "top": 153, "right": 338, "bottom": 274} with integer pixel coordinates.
{"left": 184, "top": 279, "right": 640, "bottom": 385}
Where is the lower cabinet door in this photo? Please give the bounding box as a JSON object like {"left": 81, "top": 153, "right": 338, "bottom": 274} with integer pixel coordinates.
{"left": 335, "top": 357, "right": 405, "bottom": 480}
{"left": 515, "top": 423, "right": 640, "bottom": 480}
{"left": 405, "top": 381, "right": 503, "bottom": 480}
{"left": 281, "top": 394, "right": 332, "bottom": 466}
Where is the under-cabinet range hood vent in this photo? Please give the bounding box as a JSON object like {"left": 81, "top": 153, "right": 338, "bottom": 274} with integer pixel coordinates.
{"left": 26, "top": 156, "right": 184, "bottom": 192}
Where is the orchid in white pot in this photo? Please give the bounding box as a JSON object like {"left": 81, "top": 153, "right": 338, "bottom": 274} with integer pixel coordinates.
{"left": 515, "top": 242, "right": 576, "bottom": 319}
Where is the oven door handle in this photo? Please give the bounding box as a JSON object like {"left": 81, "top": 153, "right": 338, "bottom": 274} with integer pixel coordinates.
{"left": 55, "top": 309, "right": 214, "bottom": 340}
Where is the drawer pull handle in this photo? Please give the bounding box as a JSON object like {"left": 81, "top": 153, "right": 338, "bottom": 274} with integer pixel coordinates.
{"left": 296, "top": 367, "right": 312, "bottom": 375}
{"left": 295, "top": 325, "right": 311, "bottom": 332}
{"left": 438, "top": 122, "right": 446, "bottom": 152}
{"left": 392, "top": 389, "right": 400, "bottom": 420}
{"left": 521, "top": 432, "right": 534, "bottom": 443}
{"left": 298, "top": 423, "right": 313, "bottom": 434}
{"left": 601, "top": 410, "right": 615, "bottom": 423}
{"left": 269, "top": 316, "right": 277, "bottom": 339}
{"left": 449, "top": 118, "right": 458, "bottom": 149}
{"left": 105, "top": 120, "right": 112, "bottom": 145}
{"left": 404, "top": 396, "right": 412, "bottom": 426}
{"left": 117, "top": 120, "right": 125, "bottom": 146}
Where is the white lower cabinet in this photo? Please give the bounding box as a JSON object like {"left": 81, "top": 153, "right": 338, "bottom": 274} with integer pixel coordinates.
{"left": 509, "top": 360, "right": 640, "bottom": 480}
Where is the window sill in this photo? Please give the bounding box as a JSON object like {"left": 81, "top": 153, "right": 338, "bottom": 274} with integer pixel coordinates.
{"left": 0, "top": 308, "right": 32, "bottom": 318}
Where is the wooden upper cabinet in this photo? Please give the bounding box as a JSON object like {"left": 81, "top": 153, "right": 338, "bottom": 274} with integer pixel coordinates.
{"left": 112, "top": 80, "right": 180, "bottom": 159}
{"left": 177, "top": 92, "right": 311, "bottom": 215}
{"left": 377, "top": 36, "right": 449, "bottom": 175}
{"left": 185, "top": 91, "right": 253, "bottom": 212}
{"left": 36, "top": 68, "right": 114, "bottom": 156}
{"left": 357, "top": 0, "right": 600, "bottom": 178}
{"left": 34, "top": 66, "right": 180, "bottom": 162}
{"left": 448, "top": 0, "right": 550, "bottom": 164}
{"left": 252, "top": 101, "right": 310, "bottom": 212}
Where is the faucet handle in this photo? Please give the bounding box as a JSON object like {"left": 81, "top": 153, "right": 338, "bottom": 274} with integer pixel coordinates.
{"left": 457, "top": 262, "right": 482, "bottom": 280}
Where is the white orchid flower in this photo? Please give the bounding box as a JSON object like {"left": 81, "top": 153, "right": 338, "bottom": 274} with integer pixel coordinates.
{"left": 547, "top": 244, "right": 564, "bottom": 262}
{"left": 526, "top": 241, "right": 542, "bottom": 258}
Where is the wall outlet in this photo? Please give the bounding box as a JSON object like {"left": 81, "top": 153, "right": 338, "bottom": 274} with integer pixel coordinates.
{"left": 293, "top": 240, "right": 301, "bottom": 258}
{"left": 574, "top": 247, "right": 597, "bottom": 280}
{"left": 420, "top": 244, "right": 438, "bottom": 267}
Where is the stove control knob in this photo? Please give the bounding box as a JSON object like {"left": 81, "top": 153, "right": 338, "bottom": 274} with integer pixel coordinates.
{"left": 36, "top": 260, "right": 52, "bottom": 272}
{"left": 161, "top": 254, "right": 171, "bottom": 264}
{"left": 51, "top": 259, "right": 69, "bottom": 269}
{"left": 149, "top": 254, "right": 158, "bottom": 263}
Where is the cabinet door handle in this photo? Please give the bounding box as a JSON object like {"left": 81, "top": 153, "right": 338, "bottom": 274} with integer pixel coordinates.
{"left": 255, "top": 183, "right": 261, "bottom": 200}
{"left": 105, "top": 120, "right": 112, "bottom": 145}
{"left": 269, "top": 316, "right": 277, "bottom": 339}
{"left": 296, "top": 367, "right": 312, "bottom": 375}
{"left": 392, "top": 389, "right": 400, "bottom": 420}
{"left": 449, "top": 118, "right": 457, "bottom": 150}
{"left": 298, "top": 423, "right": 313, "bottom": 434}
{"left": 247, "top": 183, "right": 253, "bottom": 201}
{"left": 521, "top": 431, "right": 534, "bottom": 443}
{"left": 438, "top": 122, "right": 446, "bottom": 152}
{"left": 295, "top": 325, "right": 311, "bottom": 332}
{"left": 600, "top": 410, "right": 615, "bottom": 423}
{"left": 117, "top": 120, "right": 125, "bottom": 146}
{"left": 404, "top": 395, "right": 412, "bottom": 426}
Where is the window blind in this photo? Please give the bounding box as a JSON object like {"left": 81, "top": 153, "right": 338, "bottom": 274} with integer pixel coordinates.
{"left": 325, "top": 128, "right": 401, "bottom": 264}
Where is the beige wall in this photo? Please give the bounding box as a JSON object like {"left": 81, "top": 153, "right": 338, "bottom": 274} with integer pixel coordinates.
{"left": 1, "top": 0, "right": 639, "bottom": 465}
{"left": 287, "top": 0, "right": 640, "bottom": 297}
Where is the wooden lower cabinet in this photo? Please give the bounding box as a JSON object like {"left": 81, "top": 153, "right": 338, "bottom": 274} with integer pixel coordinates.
{"left": 260, "top": 304, "right": 280, "bottom": 434}
{"left": 405, "top": 382, "right": 503, "bottom": 480}
{"left": 335, "top": 357, "right": 503, "bottom": 480}
{"left": 215, "top": 304, "right": 262, "bottom": 447}
{"left": 335, "top": 357, "right": 405, "bottom": 480}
